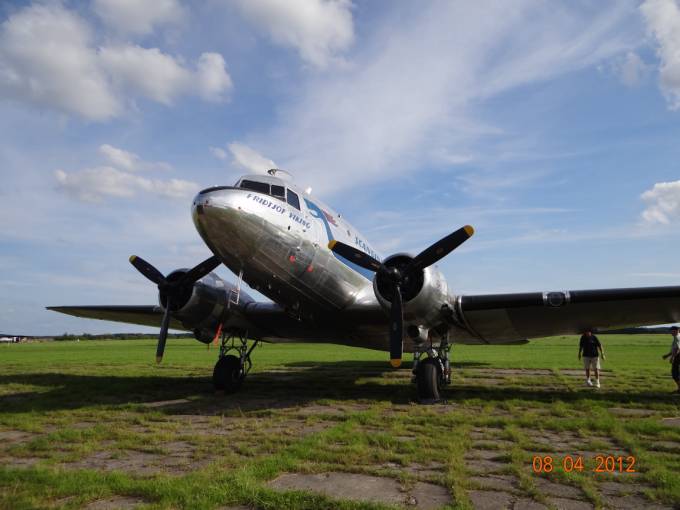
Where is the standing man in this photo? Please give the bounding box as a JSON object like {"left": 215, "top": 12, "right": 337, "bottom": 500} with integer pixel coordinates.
{"left": 578, "top": 329, "right": 605, "bottom": 388}
{"left": 662, "top": 325, "right": 680, "bottom": 394}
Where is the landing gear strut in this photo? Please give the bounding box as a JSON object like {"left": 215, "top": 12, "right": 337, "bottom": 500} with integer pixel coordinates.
{"left": 212, "top": 329, "right": 258, "bottom": 392}
{"left": 412, "top": 335, "right": 451, "bottom": 403}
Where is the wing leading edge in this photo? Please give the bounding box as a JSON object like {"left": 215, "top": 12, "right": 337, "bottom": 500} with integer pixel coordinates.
{"left": 457, "top": 285, "right": 680, "bottom": 343}
{"left": 46, "top": 305, "right": 188, "bottom": 332}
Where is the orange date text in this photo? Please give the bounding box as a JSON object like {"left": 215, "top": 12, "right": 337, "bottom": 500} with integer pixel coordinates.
{"left": 531, "top": 455, "right": 636, "bottom": 474}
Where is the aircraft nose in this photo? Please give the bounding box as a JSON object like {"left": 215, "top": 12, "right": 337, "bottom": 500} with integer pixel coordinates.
{"left": 191, "top": 186, "right": 258, "bottom": 264}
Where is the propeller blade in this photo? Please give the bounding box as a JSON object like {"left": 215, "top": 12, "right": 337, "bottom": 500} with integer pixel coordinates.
{"left": 129, "top": 255, "right": 166, "bottom": 285}
{"left": 179, "top": 255, "right": 222, "bottom": 286}
{"left": 409, "top": 225, "right": 474, "bottom": 273}
{"left": 328, "top": 240, "right": 382, "bottom": 272}
{"left": 389, "top": 285, "right": 403, "bottom": 368}
{"left": 156, "top": 301, "right": 172, "bottom": 363}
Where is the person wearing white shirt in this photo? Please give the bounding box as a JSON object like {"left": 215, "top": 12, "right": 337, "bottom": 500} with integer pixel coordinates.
{"left": 662, "top": 325, "right": 680, "bottom": 394}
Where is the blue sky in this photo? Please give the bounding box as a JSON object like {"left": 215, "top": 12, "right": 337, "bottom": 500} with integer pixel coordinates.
{"left": 1, "top": 0, "right": 680, "bottom": 336}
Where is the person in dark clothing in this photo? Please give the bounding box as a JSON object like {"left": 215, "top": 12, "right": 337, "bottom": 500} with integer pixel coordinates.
{"left": 662, "top": 325, "right": 680, "bottom": 393}
{"left": 578, "top": 329, "right": 605, "bottom": 388}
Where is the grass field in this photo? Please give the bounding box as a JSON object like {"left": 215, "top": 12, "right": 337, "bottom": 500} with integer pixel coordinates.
{"left": 1, "top": 335, "right": 679, "bottom": 509}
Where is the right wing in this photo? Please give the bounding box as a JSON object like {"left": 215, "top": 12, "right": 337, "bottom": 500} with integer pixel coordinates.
{"left": 456, "top": 285, "right": 680, "bottom": 343}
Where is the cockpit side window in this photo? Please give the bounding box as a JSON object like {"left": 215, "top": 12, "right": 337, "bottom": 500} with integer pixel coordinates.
{"left": 286, "top": 189, "right": 301, "bottom": 210}
{"left": 271, "top": 184, "right": 286, "bottom": 201}
{"left": 240, "top": 180, "right": 270, "bottom": 194}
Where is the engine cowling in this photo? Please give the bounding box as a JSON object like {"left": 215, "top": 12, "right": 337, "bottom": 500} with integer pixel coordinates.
{"left": 373, "top": 253, "right": 449, "bottom": 330}
{"left": 159, "top": 270, "right": 252, "bottom": 344}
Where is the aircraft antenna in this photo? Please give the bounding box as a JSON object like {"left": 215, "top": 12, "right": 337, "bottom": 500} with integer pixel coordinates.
{"left": 267, "top": 168, "right": 293, "bottom": 181}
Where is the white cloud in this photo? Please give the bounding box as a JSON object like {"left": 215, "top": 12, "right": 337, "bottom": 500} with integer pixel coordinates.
{"left": 55, "top": 146, "right": 196, "bottom": 202}
{"left": 0, "top": 4, "right": 231, "bottom": 120}
{"left": 0, "top": 3, "right": 119, "bottom": 120}
{"left": 195, "top": 53, "right": 233, "bottom": 101}
{"left": 99, "top": 47, "right": 232, "bottom": 105}
{"left": 614, "top": 51, "right": 649, "bottom": 86}
{"left": 99, "top": 144, "right": 139, "bottom": 171}
{"left": 55, "top": 167, "right": 198, "bottom": 203}
{"left": 93, "top": 0, "right": 184, "bottom": 35}
{"left": 251, "top": 1, "right": 638, "bottom": 195}
{"left": 233, "top": 0, "right": 354, "bottom": 67}
{"left": 228, "top": 142, "right": 277, "bottom": 173}
{"left": 210, "top": 146, "right": 228, "bottom": 160}
{"left": 99, "top": 144, "right": 171, "bottom": 172}
{"left": 641, "top": 0, "right": 680, "bottom": 109}
{"left": 641, "top": 180, "right": 680, "bottom": 224}
{"left": 99, "top": 45, "right": 192, "bottom": 105}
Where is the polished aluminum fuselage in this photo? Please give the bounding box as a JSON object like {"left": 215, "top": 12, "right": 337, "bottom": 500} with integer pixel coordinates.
{"left": 191, "top": 175, "right": 461, "bottom": 350}
{"left": 192, "top": 179, "right": 378, "bottom": 316}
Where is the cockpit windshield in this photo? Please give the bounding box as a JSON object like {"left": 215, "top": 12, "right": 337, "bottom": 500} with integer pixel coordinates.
{"left": 238, "top": 179, "right": 301, "bottom": 211}
{"left": 239, "top": 180, "right": 270, "bottom": 194}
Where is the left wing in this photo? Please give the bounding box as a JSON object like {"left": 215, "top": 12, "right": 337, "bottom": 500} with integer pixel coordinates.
{"left": 47, "top": 302, "right": 390, "bottom": 348}
{"left": 47, "top": 305, "right": 188, "bottom": 331}
{"left": 456, "top": 285, "right": 680, "bottom": 343}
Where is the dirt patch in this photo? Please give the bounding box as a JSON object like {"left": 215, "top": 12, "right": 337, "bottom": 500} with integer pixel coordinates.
{"left": 608, "top": 407, "right": 656, "bottom": 417}
{"left": 267, "top": 472, "right": 451, "bottom": 509}
{"left": 65, "top": 446, "right": 207, "bottom": 476}
{"left": 600, "top": 494, "right": 673, "bottom": 510}
{"left": 560, "top": 369, "right": 610, "bottom": 376}
{"left": 467, "top": 489, "right": 514, "bottom": 509}
{"left": 466, "top": 458, "right": 507, "bottom": 474}
{"left": 0, "top": 456, "right": 42, "bottom": 468}
{"left": 295, "top": 405, "right": 347, "bottom": 417}
{"left": 546, "top": 497, "right": 594, "bottom": 510}
{"left": 469, "top": 474, "right": 520, "bottom": 493}
{"left": 473, "top": 439, "right": 515, "bottom": 449}
{"left": 514, "top": 498, "right": 549, "bottom": 509}
{"left": 649, "top": 440, "right": 680, "bottom": 452}
{"left": 84, "top": 497, "right": 146, "bottom": 509}
{"left": 533, "top": 477, "right": 584, "bottom": 499}
{"left": 661, "top": 417, "right": 680, "bottom": 428}
{"left": 465, "top": 449, "right": 506, "bottom": 461}
{"left": 0, "top": 430, "right": 36, "bottom": 444}
{"left": 598, "top": 481, "right": 648, "bottom": 496}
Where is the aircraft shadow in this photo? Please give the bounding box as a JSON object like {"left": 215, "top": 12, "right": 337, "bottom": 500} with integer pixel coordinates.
{"left": 0, "top": 359, "right": 677, "bottom": 414}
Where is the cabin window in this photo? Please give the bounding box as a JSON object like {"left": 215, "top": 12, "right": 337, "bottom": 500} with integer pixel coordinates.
{"left": 240, "top": 180, "right": 270, "bottom": 194}
{"left": 271, "top": 184, "right": 286, "bottom": 201}
{"left": 287, "top": 189, "right": 301, "bottom": 210}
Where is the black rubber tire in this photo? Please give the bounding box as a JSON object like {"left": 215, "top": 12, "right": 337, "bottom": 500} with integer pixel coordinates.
{"left": 212, "top": 355, "right": 244, "bottom": 392}
{"left": 417, "top": 358, "right": 442, "bottom": 403}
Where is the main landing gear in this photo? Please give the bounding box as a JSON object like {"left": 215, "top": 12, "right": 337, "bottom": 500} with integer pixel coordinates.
{"left": 412, "top": 336, "right": 452, "bottom": 404}
{"left": 212, "top": 329, "right": 258, "bottom": 392}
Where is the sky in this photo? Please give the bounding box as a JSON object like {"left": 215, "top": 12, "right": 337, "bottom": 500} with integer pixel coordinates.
{"left": 1, "top": 0, "right": 680, "bottom": 336}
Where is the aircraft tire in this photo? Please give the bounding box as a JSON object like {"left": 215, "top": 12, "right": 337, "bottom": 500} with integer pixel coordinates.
{"left": 417, "top": 358, "right": 442, "bottom": 403}
{"left": 212, "top": 354, "right": 244, "bottom": 392}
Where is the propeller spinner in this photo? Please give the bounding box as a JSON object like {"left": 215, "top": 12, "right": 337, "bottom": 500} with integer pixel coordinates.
{"left": 129, "top": 255, "right": 221, "bottom": 363}
{"left": 329, "top": 225, "right": 474, "bottom": 367}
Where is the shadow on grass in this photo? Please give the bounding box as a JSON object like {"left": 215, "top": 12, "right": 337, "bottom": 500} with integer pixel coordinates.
{"left": 1, "top": 359, "right": 677, "bottom": 414}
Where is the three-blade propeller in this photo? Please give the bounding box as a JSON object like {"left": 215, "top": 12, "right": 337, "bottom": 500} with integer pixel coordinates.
{"left": 129, "top": 255, "right": 221, "bottom": 363}
{"left": 329, "top": 225, "right": 474, "bottom": 367}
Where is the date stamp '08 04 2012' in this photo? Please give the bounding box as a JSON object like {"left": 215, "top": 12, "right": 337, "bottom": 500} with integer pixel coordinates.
{"left": 531, "top": 455, "right": 636, "bottom": 474}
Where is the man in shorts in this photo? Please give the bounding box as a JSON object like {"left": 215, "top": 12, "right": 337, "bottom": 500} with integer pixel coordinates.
{"left": 662, "top": 325, "right": 680, "bottom": 394}
{"left": 578, "top": 329, "right": 605, "bottom": 388}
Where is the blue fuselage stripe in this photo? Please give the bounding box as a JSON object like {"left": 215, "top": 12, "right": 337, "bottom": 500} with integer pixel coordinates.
{"left": 304, "top": 198, "right": 374, "bottom": 281}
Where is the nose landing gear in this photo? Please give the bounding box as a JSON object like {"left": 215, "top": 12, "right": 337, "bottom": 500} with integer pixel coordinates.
{"left": 412, "top": 335, "right": 451, "bottom": 404}
{"left": 212, "top": 329, "right": 258, "bottom": 392}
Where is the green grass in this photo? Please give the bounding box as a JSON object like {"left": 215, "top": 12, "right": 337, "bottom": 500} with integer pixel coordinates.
{"left": 0, "top": 335, "right": 679, "bottom": 509}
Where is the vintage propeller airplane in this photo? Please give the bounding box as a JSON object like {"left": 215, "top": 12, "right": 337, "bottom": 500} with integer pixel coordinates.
{"left": 50, "top": 169, "right": 680, "bottom": 402}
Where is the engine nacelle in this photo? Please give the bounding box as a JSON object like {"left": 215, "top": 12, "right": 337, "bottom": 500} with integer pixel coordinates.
{"left": 373, "top": 253, "right": 449, "bottom": 330}
{"left": 159, "top": 270, "right": 252, "bottom": 344}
